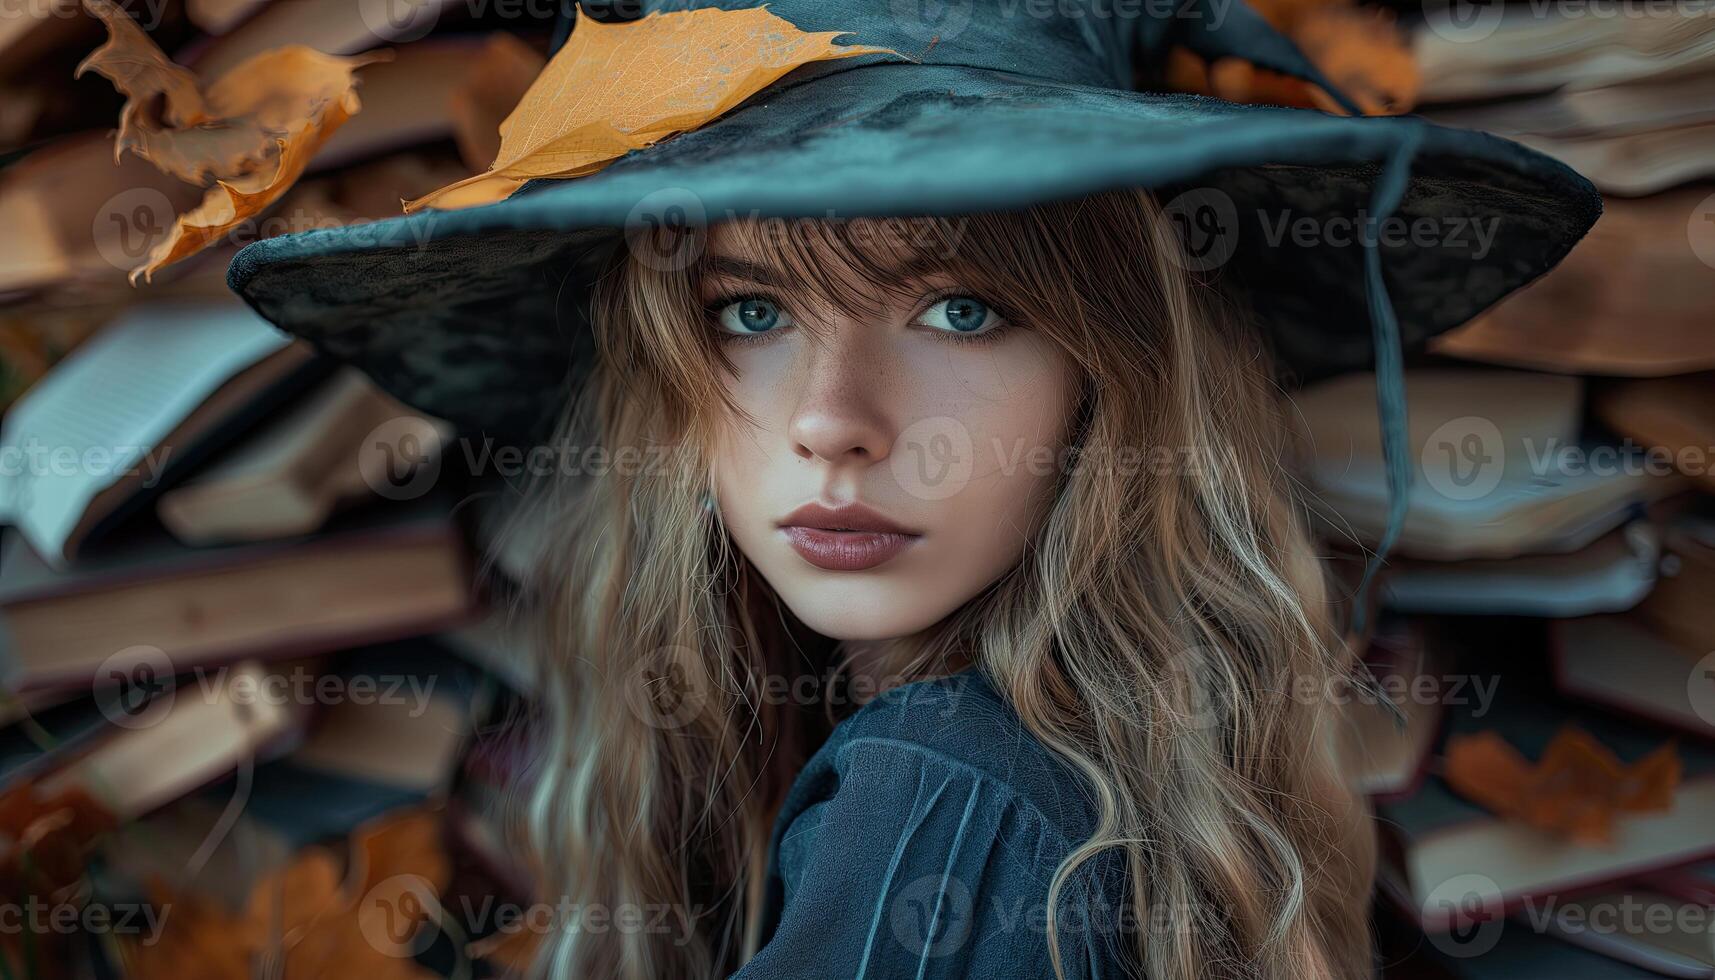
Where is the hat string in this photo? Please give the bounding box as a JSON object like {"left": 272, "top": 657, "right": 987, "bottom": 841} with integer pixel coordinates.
{"left": 1162, "top": 2, "right": 1423, "bottom": 633}
{"left": 1352, "top": 121, "right": 1425, "bottom": 637}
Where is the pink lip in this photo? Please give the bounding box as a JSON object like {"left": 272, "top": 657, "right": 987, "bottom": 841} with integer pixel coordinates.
{"left": 779, "top": 503, "right": 921, "bottom": 571}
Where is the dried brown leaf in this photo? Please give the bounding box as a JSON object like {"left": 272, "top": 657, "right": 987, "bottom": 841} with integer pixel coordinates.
{"left": 77, "top": 0, "right": 383, "bottom": 279}
{"left": 1446, "top": 727, "right": 1682, "bottom": 844}
{"left": 76, "top": 0, "right": 209, "bottom": 160}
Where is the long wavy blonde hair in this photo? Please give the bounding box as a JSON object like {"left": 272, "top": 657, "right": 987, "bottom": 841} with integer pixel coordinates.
{"left": 505, "top": 188, "right": 1375, "bottom": 979}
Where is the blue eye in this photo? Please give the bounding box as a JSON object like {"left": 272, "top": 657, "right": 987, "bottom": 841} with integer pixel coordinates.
{"left": 714, "top": 297, "right": 794, "bottom": 335}
{"left": 917, "top": 296, "right": 1000, "bottom": 335}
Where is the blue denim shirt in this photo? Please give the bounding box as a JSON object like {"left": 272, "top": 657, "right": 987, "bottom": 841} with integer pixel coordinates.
{"left": 734, "top": 669, "right": 1135, "bottom": 979}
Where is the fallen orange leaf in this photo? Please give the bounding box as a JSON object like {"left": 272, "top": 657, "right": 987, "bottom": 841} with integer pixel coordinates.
{"left": 246, "top": 844, "right": 348, "bottom": 947}
{"left": 1445, "top": 727, "right": 1682, "bottom": 844}
{"left": 130, "top": 122, "right": 328, "bottom": 284}
{"left": 77, "top": 0, "right": 208, "bottom": 146}
{"left": 0, "top": 782, "right": 118, "bottom": 899}
{"left": 119, "top": 880, "right": 260, "bottom": 980}
{"left": 0, "top": 783, "right": 120, "bottom": 980}
{"left": 354, "top": 807, "right": 452, "bottom": 893}
{"left": 120, "top": 806, "right": 454, "bottom": 979}
{"left": 407, "top": 6, "right": 891, "bottom": 211}
{"left": 79, "top": 1, "right": 381, "bottom": 186}
{"left": 251, "top": 809, "right": 449, "bottom": 979}
{"left": 76, "top": 0, "right": 383, "bottom": 280}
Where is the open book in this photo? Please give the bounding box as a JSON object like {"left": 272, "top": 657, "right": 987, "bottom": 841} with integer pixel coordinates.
{"left": 1415, "top": 4, "right": 1715, "bottom": 103}
{"left": 1292, "top": 370, "right": 1685, "bottom": 561}
{"left": 0, "top": 302, "right": 323, "bottom": 567}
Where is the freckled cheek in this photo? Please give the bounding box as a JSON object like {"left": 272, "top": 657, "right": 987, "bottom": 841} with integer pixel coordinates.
{"left": 918, "top": 335, "right": 1077, "bottom": 479}
{"left": 723, "top": 340, "right": 787, "bottom": 405}
{"left": 712, "top": 343, "right": 796, "bottom": 462}
{"left": 709, "top": 346, "right": 814, "bottom": 552}
{"left": 943, "top": 333, "right": 1064, "bottom": 402}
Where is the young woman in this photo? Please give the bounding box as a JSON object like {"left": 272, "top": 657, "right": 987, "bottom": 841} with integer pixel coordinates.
{"left": 227, "top": 2, "right": 1600, "bottom": 977}
{"left": 516, "top": 189, "right": 1374, "bottom": 978}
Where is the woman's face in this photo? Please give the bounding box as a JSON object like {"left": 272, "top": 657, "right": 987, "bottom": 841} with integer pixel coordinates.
{"left": 703, "top": 224, "right": 1080, "bottom": 641}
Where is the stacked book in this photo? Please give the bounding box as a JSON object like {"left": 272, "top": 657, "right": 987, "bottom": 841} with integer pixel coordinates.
{"left": 0, "top": 1, "right": 550, "bottom": 976}
{"left": 1301, "top": 367, "right": 1715, "bottom": 976}
{"left": 1309, "top": 11, "right": 1715, "bottom": 967}
{"left": 0, "top": 304, "right": 546, "bottom": 977}
{"left": 1415, "top": 2, "right": 1715, "bottom": 379}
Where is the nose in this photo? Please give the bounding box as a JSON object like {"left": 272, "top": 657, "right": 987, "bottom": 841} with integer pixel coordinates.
{"left": 787, "top": 337, "right": 893, "bottom": 465}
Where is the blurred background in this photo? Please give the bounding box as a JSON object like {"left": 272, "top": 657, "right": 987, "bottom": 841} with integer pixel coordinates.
{"left": 0, "top": 0, "right": 1711, "bottom": 976}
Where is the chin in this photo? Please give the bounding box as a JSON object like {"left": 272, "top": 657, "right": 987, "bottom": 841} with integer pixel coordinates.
{"left": 772, "top": 578, "right": 958, "bottom": 643}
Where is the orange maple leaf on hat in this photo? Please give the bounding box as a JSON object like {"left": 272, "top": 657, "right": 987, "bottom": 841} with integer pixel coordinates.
{"left": 406, "top": 6, "right": 893, "bottom": 212}
{"left": 1445, "top": 726, "right": 1681, "bottom": 845}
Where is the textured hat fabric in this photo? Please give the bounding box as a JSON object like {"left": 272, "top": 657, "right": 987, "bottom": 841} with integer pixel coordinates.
{"left": 227, "top": 0, "right": 1602, "bottom": 443}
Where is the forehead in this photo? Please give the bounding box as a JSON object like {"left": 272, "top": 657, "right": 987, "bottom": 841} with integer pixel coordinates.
{"left": 702, "top": 217, "right": 962, "bottom": 278}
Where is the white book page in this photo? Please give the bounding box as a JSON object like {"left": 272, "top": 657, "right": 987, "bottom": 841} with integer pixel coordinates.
{"left": 0, "top": 302, "right": 289, "bottom": 566}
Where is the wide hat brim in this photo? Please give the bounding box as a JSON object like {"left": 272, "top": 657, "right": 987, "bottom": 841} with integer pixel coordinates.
{"left": 228, "top": 61, "right": 1601, "bottom": 440}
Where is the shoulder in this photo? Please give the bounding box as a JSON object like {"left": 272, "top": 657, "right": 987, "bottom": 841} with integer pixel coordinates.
{"left": 814, "top": 668, "right": 1099, "bottom": 844}
{"left": 744, "top": 669, "right": 1130, "bottom": 979}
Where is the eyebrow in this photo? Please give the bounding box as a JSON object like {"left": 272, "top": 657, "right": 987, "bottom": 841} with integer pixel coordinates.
{"left": 699, "top": 256, "right": 794, "bottom": 287}
{"left": 697, "top": 253, "right": 960, "bottom": 291}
